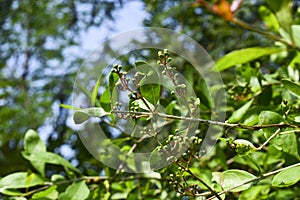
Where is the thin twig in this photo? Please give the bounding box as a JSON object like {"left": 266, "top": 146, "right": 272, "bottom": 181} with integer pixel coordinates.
{"left": 110, "top": 110, "right": 299, "bottom": 130}
{"left": 110, "top": 134, "right": 149, "bottom": 181}
{"left": 232, "top": 18, "right": 300, "bottom": 51}
{"left": 257, "top": 128, "right": 281, "bottom": 150}
{"left": 176, "top": 161, "right": 222, "bottom": 200}
{"left": 279, "top": 129, "right": 300, "bottom": 135}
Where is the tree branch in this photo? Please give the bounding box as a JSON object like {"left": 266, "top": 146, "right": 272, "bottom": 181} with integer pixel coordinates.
{"left": 111, "top": 110, "right": 299, "bottom": 130}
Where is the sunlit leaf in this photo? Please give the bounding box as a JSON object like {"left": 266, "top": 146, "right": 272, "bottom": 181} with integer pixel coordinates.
{"left": 279, "top": 28, "right": 292, "bottom": 43}
{"left": 266, "top": 0, "right": 292, "bottom": 33}
{"left": 108, "top": 72, "right": 119, "bottom": 95}
{"left": 140, "top": 84, "right": 161, "bottom": 105}
{"left": 239, "top": 185, "right": 270, "bottom": 200}
{"left": 99, "top": 88, "right": 111, "bottom": 112}
{"left": 291, "top": 25, "right": 300, "bottom": 47}
{"left": 24, "top": 129, "right": 46, "bottom": 176}
{"left": 165, "top": 100, "right": 180, "bottom": 115}
{"left": 259, "top": 5, "right": 279, "bottom": 32}
{"left": 289, "top": 52, "right": 300, "bottom": 69}
{"left": 111, "top": 192, "right": 128, "bottom": 199}
{"left": 73, "top": 107, "right": 109, "bottom": 124}
{"left": 135, "top": 60, "right": 160, "bottom": 78}
{"left": 0, "top": 172, "right": 44, "bottom": 189}
{"left": 32, "top": 185, "right": 58, "bottom": 200}
{"left": 259, "top": 111, "right": 285, "bottom": 138}
{"left": 227, "top": 99, "right": 253, "bottom": 123}
{"left": 133, "top": 99, "right": 155, "bottom": 111}
{"left": 51, "top": 174, "right": 65, "bottom": 182}
{"left": 24, "top": 129, "right": 46, "bottom": 155}
{"left": 59, "top": 181, "right": 90, "bottom": 200}
{"left": 22, "top": 151, "right": 81, "bottom": 175}
{"left": 272, "top": 165, "right": 300, "bottom": 187}
{"left": 212, "top": 169, "right": 257, "bottom": 192}
{"left": 0, "top": 188, "right": 24, "bottom": 196}
{"left": 59, "top": 104, "right": 81, "bottom": 110}
{"left": 214, "top": 47, "right": 284, "bottom": 71}
{"left": 282, "top": 79, "right": 300, "bottom": 97}
{"left": 135, "top": 61, "right": 161, "bottom": 105}
{"left": 91, "top": 78, "right": 101, "bottom": 106}
{"left": 272, "top": 132, "right": 299, "bottom": 158}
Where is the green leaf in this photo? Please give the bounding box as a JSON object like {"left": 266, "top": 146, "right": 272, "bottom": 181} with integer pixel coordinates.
{"left": 138, "top": 69, "right": 160, "bottom": 104}
{"left": 140, "top": 84, "right": 160, "bottom": 105}
{"left": 259, "top": 5, "right": 280, "bottom": 32}
{"left": 227, "top": 99, "right": 253, "bottom": 123}
{"left": 239, "top": 185, "right": 270, "bottom": 200}
{"left": 132, "top": 99, "right": 155, "bottom": 111}
{"left": 149, "top": 150, "right": 166, "bottom": 171}
{"left": 279, "top": 28, "right": 292, "bottom": 43}
{"left": 59, "top": 180, "right": 90, "bottom": 200}
{"left": 272, "top": 165, "right": 300, "bottom": 187}
{"left": 289, "top": 52, "right": 300, "bottom": 69}
{"left": 212, "top": 170, "right": 257, "bottom": 192}
{"left": 32, "top": 185, "right": 58, "bottom": 200}
{"left": 59, "top": 104, "right": 81, "bottom": 110}
{"left": 51, "top": 174, "right": 65, "bottom": 182}
{"left": 24, "top": 129, "right": 47, "bottom": 176}
{"left": 108, "top": 72, "right": 119, "bottom": 95}
{"left": 73, "top": 107, "right": 109, "bottom": 124}
{"left": 259, "top": 111, "right": 285, "bottom": 138}
{"left": 282, "top": 79, "right": 300, "bottom": 97}
{"left": 291, "top": 25, "right": 300, "bottom": 47}
{"left": 134, "top": 60, "right": 159, "bottom": 76}
{"left": 272, "top": 132, "right": 299, "bottom": 158}
{"left": 135, "top": 61, "right": 161, "bottom": 105}
{"left": 0, "top": 172, "right": 44, "bottom": 189}
{"left": 266, "top": 0, "right": 292, "bottom": 33}
{"left": 91, "top": 78, "right": 101, "bottom": 106}
{"left": 111, "top": 192, "right": 128, "bottom": 199}
{"left": 213, "top": 47, "right": 284, "bottom": 71}
{"left": 135, "top": 60, "right": 151, "bottom": 68}
{"left": 259, "top": 111, "right": 284, "bottom": 125}
{"left": 22, "top": 151, "right": 81, "bottom": 175}
{"left": 24, "top": 129, "right": 46, "bottom": 154}
{"left": 165, "top": 100, "right": 180, "bottom": 115}
{"left": 99, "top": 88, "right": 111, "bottom": 112}
{"left": 0, "top": 188, "right": 24, "bottom": 196}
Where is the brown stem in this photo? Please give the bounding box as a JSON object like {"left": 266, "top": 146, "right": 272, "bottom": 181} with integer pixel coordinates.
{"left": 176, "top": 161, "right": 222, "bottom": 200}
{"left": 232, "top": 18, "right": 300, "bottom": 51}
{"left": 111, "top": 110, "right": 299, "bottom": 130}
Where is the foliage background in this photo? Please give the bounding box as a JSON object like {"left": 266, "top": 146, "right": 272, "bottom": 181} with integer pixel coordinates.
{"left": 0, "top": 0, "right": 300, "bottom": 199}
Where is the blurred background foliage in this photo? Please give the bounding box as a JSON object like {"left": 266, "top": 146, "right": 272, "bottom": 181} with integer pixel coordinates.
{"left": 0, "top": 0, "right": 123, "bottom": 175}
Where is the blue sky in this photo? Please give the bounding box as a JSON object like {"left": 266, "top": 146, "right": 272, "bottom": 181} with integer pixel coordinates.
{"left": 57, "top": 1, "right": 148, "bottom": 163}
{"left": 81, "top": 1, "right": 148, "bottom": 51}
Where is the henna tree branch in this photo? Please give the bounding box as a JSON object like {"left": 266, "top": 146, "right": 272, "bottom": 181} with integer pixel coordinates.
{"left": 110, "top": 110, "right": 299, "bottom": 130}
